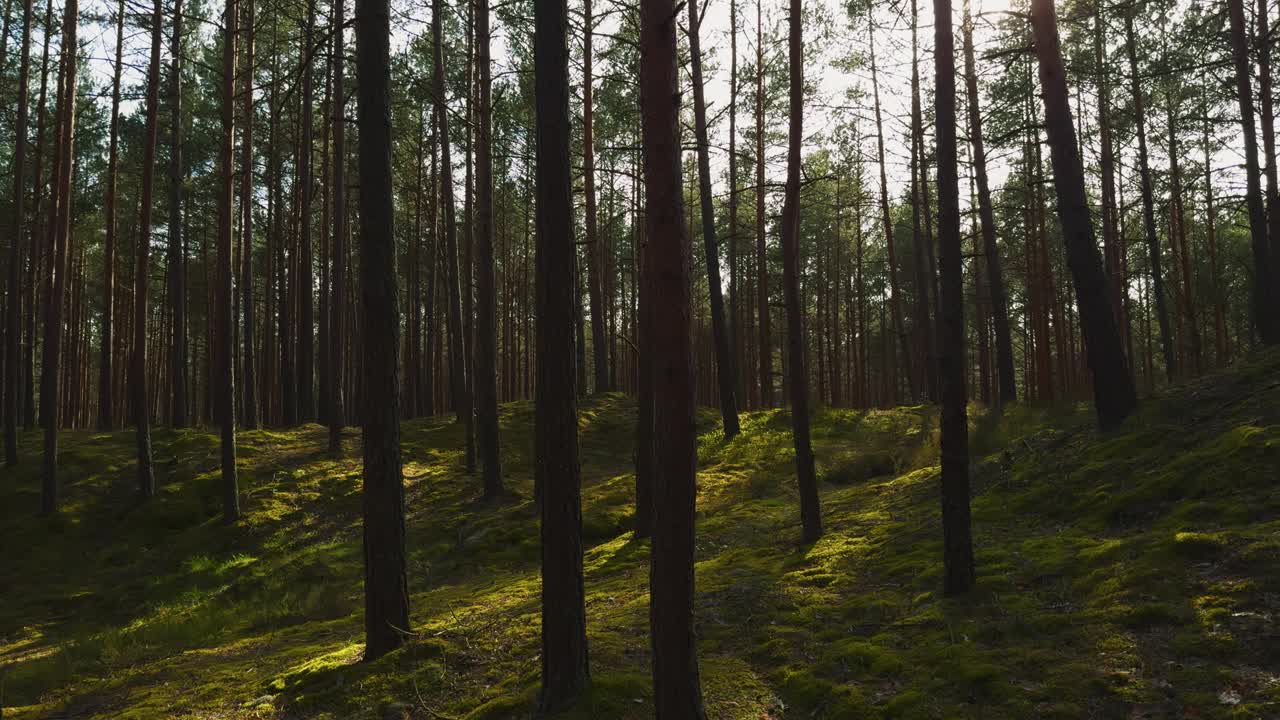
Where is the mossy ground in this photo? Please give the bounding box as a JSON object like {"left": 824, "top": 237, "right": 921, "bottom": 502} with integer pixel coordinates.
{"left": 3, "top": 352, "right": 1279, "bottom": 719}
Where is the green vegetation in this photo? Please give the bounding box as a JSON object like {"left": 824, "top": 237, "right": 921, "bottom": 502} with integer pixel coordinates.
{"left": 3, "top": 352, "right": 1279, "bottom": 719}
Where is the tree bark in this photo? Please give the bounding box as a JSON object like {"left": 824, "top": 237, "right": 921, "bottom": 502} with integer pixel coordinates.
{"left": 1125, "top": 12, "right": 1175, "bottom": 379}
{"left": 961, "top": 7, "right": 1015, "bottom": 407}
{"left": 779, "top": 0, "right": 821, "bottom": 543}
{"left": 534, "top": 0, "right": 590, "bottom": 705}
{"left": 688, "top": 0, "right": 740, "bottom": 438}
{"left": 5, "top": 0, "right": 32, "bottom": 464}
{"left": 169, "top": 0, "right": 187, "bottom": 428}
{"left": 218, "top": 0, "right": 240, "bottom": 521}
{"left": 329, "top": 0, "right": 348, "bottom": 451}
{"left": 1029, "top": 0, "right": 1138, "bottom": 429}
{"left": 474, "top": 0, "right": 501, "bottom": 496}
{"left": 1229, "top": 0, "right": 1279, "bottom": 344}
{"left": 641, "top": 0, "right": 708, "bottom": 713}
{"left": 98, "top": 0, "right": 124, "bottom": 432}
{"left": 934, "top": 0, "right": 974, "bottom": 595}
{"left": 355, "top": 0, "right": 410, "bottom": 661}
{"left": 240, "top": 0, "right": 258, "bottom": 429}
{"left": 755, "top": 0, "right": 772, "bottom": 408}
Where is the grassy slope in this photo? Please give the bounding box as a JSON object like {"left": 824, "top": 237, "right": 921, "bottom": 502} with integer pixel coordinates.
{"left": 2, "top": 352, "right": 1278, "bottom": 719}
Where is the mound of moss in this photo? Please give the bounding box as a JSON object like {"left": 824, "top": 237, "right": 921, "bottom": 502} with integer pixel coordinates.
{"left": 2, "top": 352, "right": 1278, "bottom": 719}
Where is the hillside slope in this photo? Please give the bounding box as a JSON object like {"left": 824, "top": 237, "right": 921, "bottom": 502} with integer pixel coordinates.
{"left": 2, "top": 352, "right": 1278, "bottom": 719}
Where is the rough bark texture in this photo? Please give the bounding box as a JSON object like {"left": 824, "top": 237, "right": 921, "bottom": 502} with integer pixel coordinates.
{"left": 934, "top": 0, "right": 974, "bottom": 595}
{"left": 1029, "top": 0, "right": 1138, "bottom": 429}
{"left": 534, "top": 0, "right": 590, "bottom": 706}
{"left": 640, "top": 0, "right": 707, "bottom": 712}
{"left": 355, "top": 0, "right": 411, "bottom": 662}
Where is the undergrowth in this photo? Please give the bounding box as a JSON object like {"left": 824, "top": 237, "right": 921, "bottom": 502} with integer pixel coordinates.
{"left": 2, "top": 352, "right": 1278, "bottom": 719}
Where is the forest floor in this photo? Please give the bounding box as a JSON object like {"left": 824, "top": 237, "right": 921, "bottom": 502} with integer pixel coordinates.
{"left": 2, "top": 353, "right": 1279, "bottom": 720}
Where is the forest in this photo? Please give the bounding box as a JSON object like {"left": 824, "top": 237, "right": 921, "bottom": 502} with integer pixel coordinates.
{"left": 1, "top": 0, "right": 1280, "bottom": 711}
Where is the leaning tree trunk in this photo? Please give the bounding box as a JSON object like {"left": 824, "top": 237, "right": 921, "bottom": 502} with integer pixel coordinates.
{"left": 935, "top": 0, "right": 974, "bottom": 595}
{"left": 961, "top": 8, "right": 1016, "bottom": 407}
{"left": 474, "top": 0, "right": 502, "bottom": 496}
{"left": 133, "top": 0, "right": 164, "bottom": 498}
{"left": 217, "top": 0, "right": 240, "bottom": 521}
{"left": 1029, "top": 0, "right": 1138, "bottom": 429}
{"left": 687, "top": 0, "right": 740, "bottom": 438}
{"left": 1227, "top": 0, "right": 1280, "bottom": 344}
{"left": 533, "top": 0, "right": 590, "bottom": 706}
{"left": 641, "top": 0, "right": 709, "bottom": 713}
{"left": 354, "top": 0, "right": 410, "bottom": 661}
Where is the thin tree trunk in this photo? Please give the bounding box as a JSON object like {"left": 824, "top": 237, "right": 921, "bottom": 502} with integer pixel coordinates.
{"left": 962, "top": 5, "right": 1016, "bottom": 407}
{"left": 218, "top": 0, "right": 240, "bottom": 520}
{"left": 5, "top": 0, "right": 32, "bottom": 464}
{"left": 240, "top": 0, "right": 258, "bottom": 429}
{"left": 909, "top": 0, "right": 937, "bottom": 403}
{"left": 1125, "top": 12, "right": 1175, "bottom": 378}
{"left": 755, "top": 0, "right": 772, "bottom": 407}
{"left": 329, "top": 0, "right": 347, "bottom": 451}
{"left": 169, "top": 0, "right": 187, "bottom": 428}
{"left": 433, "top": 0, "right": 473, "bottom": 460}
{"left": 1228, "top": 0, "right": 1279, "bottom": 344}
{"left": 533, "top": 0, "right": 589, "bottom": 704}
{"left": 98, "top": 0, "right": 124, "bottom": 432}
{"left": 780, "top": 0, "right": 821, "bottom": 543}
{"left": 1029, "top": 0, "right": 1138, "bottom": 429}
{"left": 355, "top": 0, "right": 410, "bottom": 660}
{"left": 474, "top": 0, "right": 501, "bottom": 496}
{"left": 1202, "top": 97, "right": 1228, "bottom": 364}
{"left": 688, "top": 0, "right": 740, "bottom": 438}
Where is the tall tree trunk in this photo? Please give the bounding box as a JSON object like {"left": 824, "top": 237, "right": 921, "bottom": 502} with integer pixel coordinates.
{"left": 582, "top": 0, "right": 607, "bottom": 394}
{"left": 132, "top": 0, "right": 164, "bottom": 498}
{"left": 1228, "top": 0, "right": 1280, "bottom": 340}
{"left": 474, "top": 0, "right": 501, "bottom": 496}
{"left": 780, "top": 0, "right": 821, "bottom": 543}
{"left": 218, "top": 0, "right": 240, "bottom": 520}
{"left": 1029, "top": 0, "right": 1138, "bottom": 429}
{"left": 98, "top": 0, "right": 124, "bottom": 432}
{"left": 297, "top": 0, "right": 316, "bottom": 421}
{"left": 1125, "top": 12, "right": 1175, "bottom": 378}
{"left": 533, "top": 0, "right": 589, "bottom": 705}
{"left": 961, "top": 6, "right": 1015, "bottom": 407}
{"left": 1094, "top": 1, "right": 1127, "bottom": 354}
{"left": 169, "top": 0, "right": 187, "bottom": 428}
{"left": 728, "top": 0, "right": 743, "bottom": 409}
{"left": 329, "top": 0, "right": 347, "bottom": 451}
{"left": 1228, "top": 0, "right": 1279, "bottom": 344}
{"left": 870, "top": 23, "right": 913, "bottom": 402}
{"left": 355, "top": 0, "right": 410, "bottom": 660}
{"left": 1256, "top": 0, "right": 1280, "bottom": 279}
{"left": 1202, "top": 97, "right": 1228, "bottom": 364}
{"left": 909, "top": 0, "right": 937, "bottom": 403}
{"left": 1165, "top": 91, "right": 1201, "bottom": 374}
{"left": 640, "top": 0, "right": 707, "bottom": 711}
{"left": 24, "top": 0, "right": 53, "bottom": 432}
{"left": 433, "top": 0, "right": 473, "bottom": 458}
{"left": 240, "top": 0, "right": 258, "bottom": 429}
{"left": 934, "top": 0, "right": 974, "bottom": 595}
{"left": 688, "top": 0, "right": 740, "bottom": 438}
{"left": 5, "top": 0, "right": 32, "bottom": 464}
{"left": 41, "top": 0, "right": 79, "bottom": 514}
{"left": 754, "top": 0, "right": 772, "bottom": 407}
